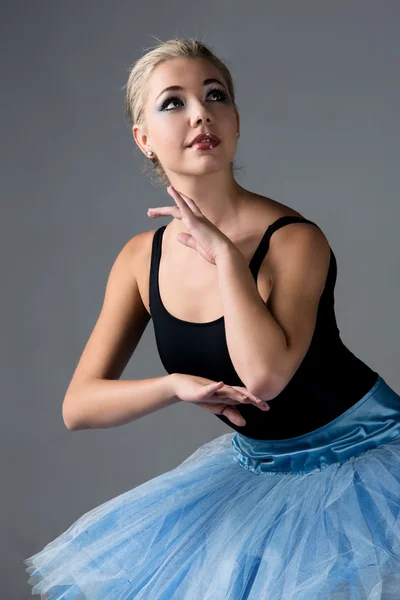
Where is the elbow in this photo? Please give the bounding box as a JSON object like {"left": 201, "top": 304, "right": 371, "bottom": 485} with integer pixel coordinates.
{"left": 62, "top": 409, "right": 80, "bottom": 431}
{"left": 64, "top": 419, "right": 78, "bottom": 431}
{"left": 62, "top": 394, "right": 86, "bottom": 431}
{"left": 63, "top": 415, "right": 82, "bottom": 431}
{"left": 249, "top": 371, "right": 286, "bottom": 402}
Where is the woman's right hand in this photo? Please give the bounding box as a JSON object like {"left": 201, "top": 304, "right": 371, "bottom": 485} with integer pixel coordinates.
{"left": 170, "top": 373, "right": 270, "bottom": 427}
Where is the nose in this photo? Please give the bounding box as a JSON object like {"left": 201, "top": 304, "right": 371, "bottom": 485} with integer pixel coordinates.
{"left": 190, "top": 103, "right": 212, "bottom": 127}
{"left": 192, "top": 115, "right": 212, "bottom": 130}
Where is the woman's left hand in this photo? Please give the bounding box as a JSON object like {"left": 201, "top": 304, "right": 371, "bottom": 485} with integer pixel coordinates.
{"left": 147, "top": 185, "right": 233, "bottom": 265}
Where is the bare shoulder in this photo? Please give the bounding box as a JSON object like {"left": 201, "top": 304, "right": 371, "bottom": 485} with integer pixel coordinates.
{"left": 247, "top": 190, "right": 331, "bottom": 276}
{"left": 250, "top": 190, "right": 328, "bottom": 243}
{"left": 123, "top": 227, "right": 161, "bottom": 317}
{"left": 64, "top": 229, "right": 159, "bottom": 408}
{"left": 269, "top": 218, "right": 331, "bottom": 262}
{"left": 267, "top": 210, "right": 331, "bottom": 282}
{"left": 122, "top": 228, "right": 158, "bottom": 267}
{"left": 120, "top": 227, "right": 159, "bottom": 285}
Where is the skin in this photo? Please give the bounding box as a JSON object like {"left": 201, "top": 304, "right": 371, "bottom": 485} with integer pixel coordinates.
{"left": 133, "top": 56, "right": 245, "bottom": 238}
{"left": 63, "top": 58, "right": 326, "bottom": 430}
{"left": 132, "top": 56, "right": 301, "bottom": 327}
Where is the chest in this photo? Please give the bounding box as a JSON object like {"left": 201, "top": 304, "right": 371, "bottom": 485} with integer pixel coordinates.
{"left": 156, "top": 233, "right": 273, "bottom": 325}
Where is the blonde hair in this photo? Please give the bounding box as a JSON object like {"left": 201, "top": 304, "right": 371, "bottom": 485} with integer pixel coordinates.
{"left": 122, "top": 37, "right": 242, "bottom": 187}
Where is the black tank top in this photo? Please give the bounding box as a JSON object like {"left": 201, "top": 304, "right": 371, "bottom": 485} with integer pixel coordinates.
{"left": 149, "top": 216, "right": 379, "bottom": 440}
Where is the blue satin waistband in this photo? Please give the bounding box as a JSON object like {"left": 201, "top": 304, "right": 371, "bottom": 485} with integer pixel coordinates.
{"left": 232, "top": 375, "right": 400, "bottom": 475}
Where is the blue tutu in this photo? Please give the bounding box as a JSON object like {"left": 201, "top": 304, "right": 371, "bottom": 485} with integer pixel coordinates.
{"left": 24, "top": 374, "right": 400, "bottom": 599}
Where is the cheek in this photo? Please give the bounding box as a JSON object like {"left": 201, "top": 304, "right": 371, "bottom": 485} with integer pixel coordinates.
{"left": 157, "top": 124, "right": 186, "bottom": 152}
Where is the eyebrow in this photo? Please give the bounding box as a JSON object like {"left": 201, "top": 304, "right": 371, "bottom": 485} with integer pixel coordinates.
{"left": 155, "top": 78, "right": 226, "bottom": 102}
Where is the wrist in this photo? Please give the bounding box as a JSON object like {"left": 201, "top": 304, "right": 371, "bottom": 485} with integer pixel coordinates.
{"left": 165, "top": 373, "right": 182, "bottom": 401}
{"left": 215, "top": 240, "right": 240, "bottom": 266}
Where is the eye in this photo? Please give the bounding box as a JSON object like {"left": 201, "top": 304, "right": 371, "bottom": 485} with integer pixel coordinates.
{"left": 160, "top": 87, "right": 229, "bottom": 112}
{"left": 160, "top": 96, "right": 183, "bottom": 112}
{"left": 208, "top": 88, "right": 229, "bottom": 102}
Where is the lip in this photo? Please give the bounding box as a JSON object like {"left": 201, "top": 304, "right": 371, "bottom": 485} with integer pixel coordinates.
{"left": 188, "top": 133, "right": 221, "bottom": 147}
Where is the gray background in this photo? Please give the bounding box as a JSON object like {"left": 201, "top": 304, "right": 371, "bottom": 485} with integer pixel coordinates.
{"left": 2, "top": 1, "right": 399, "bottom": 596}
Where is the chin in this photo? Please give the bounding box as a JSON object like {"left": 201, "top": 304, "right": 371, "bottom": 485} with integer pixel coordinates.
{"left": 187, "top": 164, "right": 225, "bottom": 177}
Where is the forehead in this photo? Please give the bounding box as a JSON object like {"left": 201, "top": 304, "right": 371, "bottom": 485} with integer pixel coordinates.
{"left": 147, "top": 57, "right": 225, "bottom": 100}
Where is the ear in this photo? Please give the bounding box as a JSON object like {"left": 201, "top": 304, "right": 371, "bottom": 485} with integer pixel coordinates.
{"left": 235, "top": 109, "right": 240, "bottom": 134}
{"left": 132, "top": 124, "right": 150, "bottom": 156}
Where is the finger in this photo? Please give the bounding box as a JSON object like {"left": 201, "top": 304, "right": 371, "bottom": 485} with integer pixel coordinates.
{"left": 172, "top": 188, "right": 203, "bottom": 216}
{"left": 230, "top": 385, "right": 262, "bottom": 401}
{"left": 230, "top": 385, "right": 270, "bottom": 410}
{"left": 236, "top": 393, "right": 270, "bottom": 411}
{"left": 177, "top": 232, "right": 197, "bottom": 250}
{"left": 213, "top": 389, "right": 262, "bottom": 408}
{"left": 220, "top": 405, "right": 246, "bottom": 426}
{"left": 212, "top": 386, "right": 248, "bottom": 404}
{"left": 199, "top": 385, "right": 244, "bottom": 406}
{"left": 225, "top": 386, "right": 263, "bottom": 406}
{"left": 195, "top": 401, "right": 246, "bottom": 425}
{"left": 206, "top": 381, "right": 224, "bottom": 391}
{"left": 147, "top": 206, "right": 182, "bottom": 219}
{"left": 197, "top": 380, "right": 224, "bottom": 401}
{"left": 167, "top": 186, "right": 194, "bottom": 218}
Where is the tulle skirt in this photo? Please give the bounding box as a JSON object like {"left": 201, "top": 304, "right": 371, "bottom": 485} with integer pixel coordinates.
{"left": 24, "top": 374, "right": 400, "bottom": 599}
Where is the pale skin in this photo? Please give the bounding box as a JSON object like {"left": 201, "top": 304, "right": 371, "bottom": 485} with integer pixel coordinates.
{"left": 134, "top": 55, "right": 331, "bottom": 389}
{"left": 63, "top": 56, "right": 331, "bottom": 430}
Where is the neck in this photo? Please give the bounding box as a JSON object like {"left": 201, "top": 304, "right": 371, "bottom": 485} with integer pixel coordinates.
{"left": 167, "top": 171, "right": 247, "bottom": 235}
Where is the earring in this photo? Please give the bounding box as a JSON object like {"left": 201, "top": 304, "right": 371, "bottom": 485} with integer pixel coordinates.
{"left": 236, "top": 132, "right": 240, "bottom": 138}
{"left": 145, "top": 150, "right": 153, "bottom": 157}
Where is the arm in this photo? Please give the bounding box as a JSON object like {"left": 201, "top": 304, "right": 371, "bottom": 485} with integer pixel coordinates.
{"left": 64, "top": 375, "right": 178, "bottom": 430}
{"left": 215, "top": 223, "right": 331, "bottom": 400}
{"left": 62, "top": 231, "right": 179, "bottom": 430}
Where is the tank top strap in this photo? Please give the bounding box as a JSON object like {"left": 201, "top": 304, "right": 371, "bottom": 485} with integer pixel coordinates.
{"left": 249, "top": 215, "right": 320, "bottom": 280}
{"left": 150, "top": 219, "right": 320, "bottom": 287}
{"left": 150, "top": 225, "right": 166, "bottom": 273}
{"left": 149, "top": 226, "right": 167, "bottom": 308}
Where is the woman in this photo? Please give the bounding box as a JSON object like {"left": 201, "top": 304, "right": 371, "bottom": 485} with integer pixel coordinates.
{"left": 24, "top": 38, "right": 400, "bottom": 599}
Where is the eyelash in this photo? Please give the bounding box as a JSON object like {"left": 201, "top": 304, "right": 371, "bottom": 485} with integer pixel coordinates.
{"left": 160, "top": 87, "right": 229, "bottom": 112}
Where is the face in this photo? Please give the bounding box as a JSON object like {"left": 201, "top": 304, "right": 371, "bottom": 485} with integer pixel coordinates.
{"left": 133, "top": 57, "right": 240, "bottom": 180}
